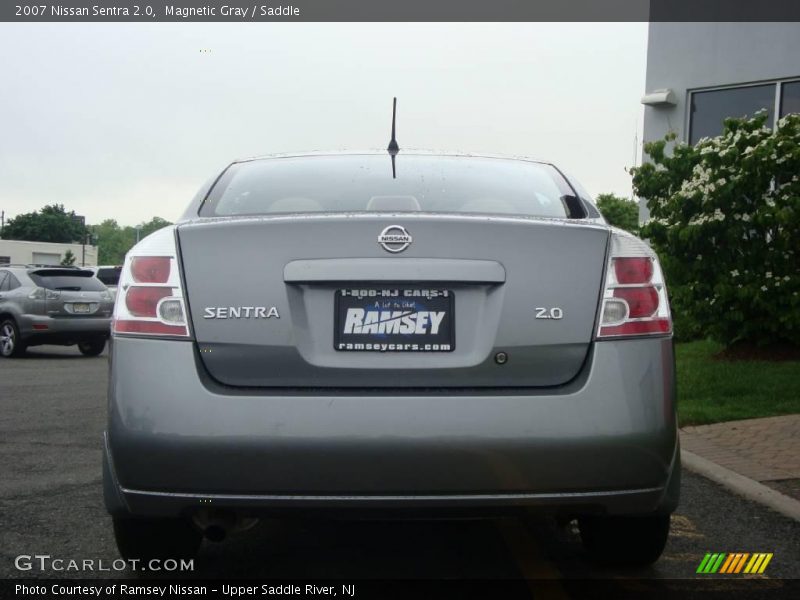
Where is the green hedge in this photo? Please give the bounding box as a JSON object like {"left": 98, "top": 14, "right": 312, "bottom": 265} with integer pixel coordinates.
{"left": 631, "top": 113, "right": 800, "bottom": 347}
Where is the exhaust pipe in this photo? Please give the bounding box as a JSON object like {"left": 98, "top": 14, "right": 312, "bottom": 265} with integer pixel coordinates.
{"left": 193, "top": 508, "right": 259, "bottom": 543}
{"left": 204, "top": 524, "right": 227, "bottom": 542}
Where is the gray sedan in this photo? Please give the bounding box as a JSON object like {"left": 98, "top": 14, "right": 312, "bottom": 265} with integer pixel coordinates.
{"left": 104, "top": 153, "right": 678, "bottom": 566}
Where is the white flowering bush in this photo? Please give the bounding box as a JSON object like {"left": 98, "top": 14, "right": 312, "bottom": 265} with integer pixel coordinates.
{"left": 631, "top": 112, "right": 800, "bottom": 347}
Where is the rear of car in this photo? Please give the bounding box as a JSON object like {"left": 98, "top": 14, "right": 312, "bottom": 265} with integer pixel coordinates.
{"left": 90, "top": 265, "right": 123, "bottom": 300}
{"left": 0, "top": 267, "right": 113, "bottom": 357}
{"left": 104, "top": 154, "right": 678, "bottom": 565}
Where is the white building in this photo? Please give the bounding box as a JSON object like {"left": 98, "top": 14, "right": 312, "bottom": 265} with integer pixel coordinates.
{"left": 640, "top": 22, "right": 800, "bottom": 221}
{"left": 0, "top": 239, "right": 98, "bottom": 267}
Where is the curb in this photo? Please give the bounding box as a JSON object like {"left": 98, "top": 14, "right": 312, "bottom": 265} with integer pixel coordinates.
{"left": 681, "top": 449, "right": 800, "bottom": 522}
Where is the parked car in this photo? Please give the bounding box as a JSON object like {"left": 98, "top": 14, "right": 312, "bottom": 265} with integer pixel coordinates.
{"left": 105, "top": 153, "right": 678, "bottom": 565}
{"left": 87, "top": 265, "right": 122, "bottom": 300}
{"left": 0, "top": 265, "right": 113, "bottom": 357}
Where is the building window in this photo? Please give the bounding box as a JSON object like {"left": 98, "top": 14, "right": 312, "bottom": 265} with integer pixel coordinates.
{"left": 688, "top": 78, "right": 800, "bottom": 145}
{"left": 689, "top": 84, "right": 776, "bottom": 145}
{"left": 780, "top": 80, "right": 800, "bottom": 118}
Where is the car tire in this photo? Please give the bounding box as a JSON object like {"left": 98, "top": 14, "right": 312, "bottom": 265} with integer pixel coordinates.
{"left": 112, "top": 517, "right": 202, "bottom": 562}
{"left": 578, "top": 513, "right": 670, "bottom": 566}
{"left": 0, "top": 319, "right": 26, "bottom": 358}
{"left": 78, "top": 339, "right": 106, "bottom": 356}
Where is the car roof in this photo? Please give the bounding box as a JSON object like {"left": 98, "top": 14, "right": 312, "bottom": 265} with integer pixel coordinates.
{"left": 4, "top": 264, "right": 78, "bottom": 269}
{"left": 3, "top": 265, "right": 94, "bottom": 272}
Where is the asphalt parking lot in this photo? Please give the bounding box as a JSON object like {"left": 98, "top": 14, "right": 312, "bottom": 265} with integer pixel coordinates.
{"left": 2, "top": 345, "right": 799, "bottom": 591}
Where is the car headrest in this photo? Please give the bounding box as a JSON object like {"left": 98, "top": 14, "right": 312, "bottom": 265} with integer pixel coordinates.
{"left": 366, "top": 195, "right": 422, "bottom": 211}
{"left": 266, "top": 197, "right": 325, "bottom": 213}
{"left": 460, "top": 198, "right": 518, "bottom": 214}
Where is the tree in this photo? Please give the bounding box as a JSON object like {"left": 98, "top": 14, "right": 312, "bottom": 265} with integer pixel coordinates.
{"left": 2, "top": 204, "right": 173, "bottom": 265}
{"left": 88, "top": 217, "right": 172, "bottom": 265}
{"left": 2, "top": 204, "right": 86, "bottom": 243}
{"left": 89, "top": 219, "right": 136, "bottom": 265}
{"left": 61, "top": 249, "right": 76, "bottom": 266}
{"left": 631, "top": 111, "right": 800, "bottom": 348}
{"left": 137, "top": 216, "right": 172, "bottom": 239}
{"left": 596, "top": 193, "right": 640, "bottom": 233}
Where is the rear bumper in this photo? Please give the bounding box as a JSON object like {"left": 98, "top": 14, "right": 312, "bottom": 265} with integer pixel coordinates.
{"left": 19, "top": 315, "right": 110, "bottom": 345}
{"left": 105, "top": 336, "right": 679, "bottom": 517}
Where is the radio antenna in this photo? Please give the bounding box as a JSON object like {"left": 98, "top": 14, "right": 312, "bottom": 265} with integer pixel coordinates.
{"left": 387, "top": 98, "right": 399, "bottom": 178}
{"left": 387, "top": 97, "right": 399, "bottom": 154}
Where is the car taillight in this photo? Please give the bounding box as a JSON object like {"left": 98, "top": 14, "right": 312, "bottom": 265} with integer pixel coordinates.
{"left": 131, "top": 256, "right": 171, "bottom": 283}
{"left": 597, "top": 231, "right": 672, "bottom": 339}
{"left": 112, "top": 227, "right": 191, "bottom": 338}
{"left": 125, "top": 286, "right": 173, "bottom": 317}
{"left": 614, "top": 257, "right": 653, "bottom": 284}
{"left": 29, "top": 288, "right": 62, "bottom": 300}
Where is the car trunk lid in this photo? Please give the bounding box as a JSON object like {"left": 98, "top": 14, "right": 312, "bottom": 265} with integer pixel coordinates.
{"left": 177, "top": 214, "right": 609, "bottom": 388}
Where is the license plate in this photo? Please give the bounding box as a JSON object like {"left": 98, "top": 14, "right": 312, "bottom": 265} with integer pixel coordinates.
{"left": 334, "top": 288, "right": 455, "bottom": 352}
{"left": 72, "top": 303, "right": 91, "bottom": 314}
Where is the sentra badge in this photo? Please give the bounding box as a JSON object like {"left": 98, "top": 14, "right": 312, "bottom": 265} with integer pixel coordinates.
{"left": 203, "top": 306, "right": 279, "bottom": 319}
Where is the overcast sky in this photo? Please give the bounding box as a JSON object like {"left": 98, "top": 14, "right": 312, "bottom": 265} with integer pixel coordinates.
{"left": 0, "top": 23, "right": 647, "bottom": 226}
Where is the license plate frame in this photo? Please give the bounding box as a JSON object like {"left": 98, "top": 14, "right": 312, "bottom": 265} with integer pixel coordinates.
{"left": 334, "top": 288, "right": 455, "bottom": 352}
{"left": 72, "top": 303, "right": 91, "bottom": 314}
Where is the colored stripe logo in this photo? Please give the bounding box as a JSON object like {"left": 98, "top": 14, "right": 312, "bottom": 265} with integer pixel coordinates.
{"left": 697, "top": 553, "right": 773, "bottom": 574}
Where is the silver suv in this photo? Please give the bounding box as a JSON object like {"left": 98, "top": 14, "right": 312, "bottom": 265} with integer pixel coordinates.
{"left": 0, "top": 265, "right": 114, "bottom": 357}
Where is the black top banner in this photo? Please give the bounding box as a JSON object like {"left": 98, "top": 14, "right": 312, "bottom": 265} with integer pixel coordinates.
{"left": 3, "top": 0, "right": 800, "bottom": 22}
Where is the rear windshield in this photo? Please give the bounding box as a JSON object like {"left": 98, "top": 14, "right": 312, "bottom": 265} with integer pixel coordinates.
{"left": 30, "top": 270, "right": 107, "bottom": 292}
{"left": 96, "top": 267, "right": 121, "bottom": 286}
{"left": 201, "top": 155, "right": 574, "bottom": 218}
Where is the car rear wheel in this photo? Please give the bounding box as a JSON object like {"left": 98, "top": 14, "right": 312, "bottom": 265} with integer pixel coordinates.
{"left": 0, "top": 319, "right": 25, "bottom": 358}
{"left": 578, "top": 513, "right": 670, "bottom": 566}
{"left": 78, "top": 339, "right": 106, "bottom": 356}
{"left": 112, "top": 517, "right": 202, "bottom": 562}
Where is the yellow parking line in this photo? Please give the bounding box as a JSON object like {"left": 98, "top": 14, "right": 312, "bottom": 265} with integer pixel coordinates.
{"left": 669, "top": 514, "right": 705, "bottom": 540}
{"left": 496, "top": 518, "right": 570, "bottom": 600}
